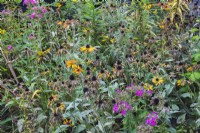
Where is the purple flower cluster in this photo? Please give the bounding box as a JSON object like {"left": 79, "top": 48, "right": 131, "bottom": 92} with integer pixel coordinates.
{"left": 113, "top": 100, "right": 132, "bottom": 116}
{"left": 145, "top": 112, "right": 159, "bottom": 126}
{"left": 1, "top": 9, "right": 11, "bottom": 15}
{"left": 23, "top": 0, "right": 36, "bottom": 6}
{"left": 126, "top": 84, "right": 153, "bottom": 97}
{"left": 30, "top": 6, "right": 48, "bottom": 19}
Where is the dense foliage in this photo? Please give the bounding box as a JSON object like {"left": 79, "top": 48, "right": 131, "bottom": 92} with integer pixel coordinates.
{"left": 0, "top": 0, "right": 200, "bottom": 132}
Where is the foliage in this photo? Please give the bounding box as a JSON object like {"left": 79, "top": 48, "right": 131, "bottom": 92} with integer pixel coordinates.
{"left": 0, "top": 0, "right": 200, "bottom": 132}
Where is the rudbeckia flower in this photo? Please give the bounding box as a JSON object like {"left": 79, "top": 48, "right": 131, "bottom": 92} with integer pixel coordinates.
{"left": 65, "top": 60, "right": 77, "bottom": 68}
{"left": 72, "top": 65, "right": 84, "bottom": 75}
{"left": 80, "top": 45, "right": 96, "bottom": 53}
{"left": 152, "top": 76, "right": 164, "bottom": 86}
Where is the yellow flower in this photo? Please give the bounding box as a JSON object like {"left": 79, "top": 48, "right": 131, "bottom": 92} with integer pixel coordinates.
{"left": 56, "top": 3, "right": 62, "bottom": 8}
{"left": 65, "top": 60, "right": 77, "bottom": 68}
{"left": 63, "top": 119, "right": 74, "bottom": 127}
{"left": 102, "top": 35, "right": 109, "bottom": 42}
{"left": 152, "top": 76, "right": 164, "bottom": 86}
{"left": 187, "top": 66, "right": 193, "bottom": 72}
{"left": 0, "top": 29, "right": 6, "bottom": 34}
{"left": 159, "top": 23, "right": 165, "bottom": 29}
{"left": 110, "top": 38, "right": 116, "bottom": 43}
{"left": 83, "top": 28, "right": 89, "bottom": 34}
{"left": 56, "top": 21, "right": 63, "bottom": 26}
{"left": 72, "top": 65, "right": 84, "bottom": 75}
{"left": 72, "top": 0, "right": 78, "bottom": 3}
{"left": 144, "top": 83, "right": 153, "bottom": 90}
{"left": 37, "top": 51, "right": 43, "bottom": 57}
{"left": 59, "top": 103, "right": 65, "bottom": 111}
{"left": 144, "top": 4, "right": 153, "bottom": 10}
{"left": 80, "top": 45, "right": 96, "bottom": 53}
{"left": 153, "top": 10, "right": 157, "bottom": 14}
{"left": 177, "top": 80, "right": 185, "bottom": 86}
{"left": 52, "top": 94, "right": 58, "bottom": 101}
{"left": 87, "top": 60, "right": 92, "bottom": 64}
{"left": 44, "top": 48, "right": 51, "bottom": 54}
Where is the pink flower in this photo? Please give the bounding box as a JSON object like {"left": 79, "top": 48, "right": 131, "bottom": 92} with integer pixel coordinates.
{"left": 32, "top": 6, "right": 39, "bottom": 10}
{"left": 28, "top": 34, "right": 35, "bottom": 39}
{"left": 145, "top": 112, "right": 159, "bottom": 127}
{"left": 116, "top": 89, "right": 122, "bottom": 94}
{"left": 30, "top": 12, "right": 36, "bottom": 19}
{"left": 40, "top": 7, "right": 47, "bottom": 14}
{"left": 121, "top": 110, "right": 127, "bottom": 116}
{"left": 135, "top": 89, "right": 144, "bottom": 97}
{"left": 7, "top": 45, "right": 13, "bottom": 51}
{"left": 23, "top": 0, "right": 36, "bottom": 6}
{"left": 113, "top": 104, "right": 119, "bottom": 113}
{"left": 2, "top": 9, "right": 10, "bottom": 15}
{"left": 37, "top": 14, "right": 43, "bottom": 19}
{"left": 147, "top": 90, "right": 153, "bottom": 95}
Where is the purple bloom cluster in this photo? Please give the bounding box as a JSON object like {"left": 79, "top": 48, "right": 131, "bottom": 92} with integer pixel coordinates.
{"left": 145, "top": 112, "right": 159, "bottom": 126}
{"left": 113, "top": 100, "right": 132, "bottom": 116}
{"left": 30, "top": 6, "right": 48, "bottom": 19}
{"left": 23, "top": 0, "right": 36, "bottom": 6}
{"left": 126, "top": 84, "right": 153, "bottom": 97}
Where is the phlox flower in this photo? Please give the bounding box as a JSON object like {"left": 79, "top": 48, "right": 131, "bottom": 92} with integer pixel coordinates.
{"left": 23, "top": 0, "right": 36, "bottom": 5}
{"left": 7, "top": 45, "right": 13, "bottom": 51}
{"left": 145, "top": 112, "right": 159, "bottom": 127}
{"left": 113, "top": 103, "right": 119, "bottom": 113}
{"left": 135, "top": 89, "right": 144, "bottom": 97}
{"left": 30, "top": 12, "right": 36, "bottom": 19}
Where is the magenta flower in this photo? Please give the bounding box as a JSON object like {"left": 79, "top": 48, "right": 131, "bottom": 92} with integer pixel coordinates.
{"left": 121, "top": 110, "right": 127, "bottom": 116}
{"left": 40, "top": 7, "right": 48, "bottom": 14}
{"left": 32, "top": 6, "right": 39, "bottom": 10}
{"left": 28, "top": 34, "right": 35, "bottom": 39}
{"left": 7, "top": 45, "right": 13, "bottom": 51}
{"left": 23, "top": 0, "right": 36, "bottom": 5}
{"left": 2, "top": 9, "right": 10, "bottom": 15}
{"left": 30, "top": 12, "right": 36, "bottom": 19}
{"left": 113, "top": 103, "right": 119, "bottom": 113}
{"left": 37, "top": 14, "right": 43, "bottom": 19}
{"left": 116, "top": 89, "right": 122, "bottom": 94}
{"left": 145, "top": 112, "right": 159, "bottom": 127}
{"left": 147, "top": 90, "right": 153, "bottom": 95}
{"left": 135, "top": 89, "right": 144, "bottom": 97}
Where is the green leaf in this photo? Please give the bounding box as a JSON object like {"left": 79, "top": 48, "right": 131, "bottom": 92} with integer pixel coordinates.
{"left": 75, "top": 125, "right": 86, "bottom": 133}
{"left": 5, "top": 101, "right": 16, "bottom": 107}
{"left": 177, "top": 114, "right": 186, "bottom": 124}
{"left": 189, "top": 72, "right": 200, "bottom": 81}
{"left": 36, "top": 114, "right": 47, "bottom": 124}
{"left": 14, "top": 0, "right": 21, "bottom": 3}
{"left": 165, "top": 84, "right": 174, "bottom": 96}
{"left": 55, "top": 125, "right": 69, "bottom": 133}
{"left": 172, "top": 104, "right": 179, "bottom": 111}
{"left": 181, "top": 93, "right": 192, "bottom": 99}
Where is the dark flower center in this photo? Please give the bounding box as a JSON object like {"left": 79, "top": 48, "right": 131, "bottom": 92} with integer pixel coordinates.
{"left": 69, "top": 75, "right": 75, "bottom": 80}
{"left": 156, "top": 78, "right": 159, "bottom": 81}
{"left": 86, "top": 44, "right": 90, "bottom": 48}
